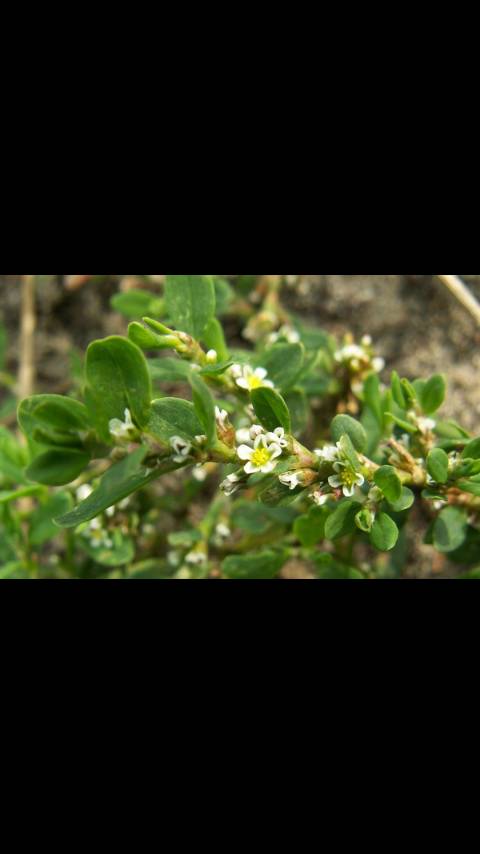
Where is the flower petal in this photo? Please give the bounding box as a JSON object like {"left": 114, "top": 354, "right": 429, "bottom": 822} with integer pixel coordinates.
{"left": 261, "top": 460, "right": 278, "bottom": 474}
{"left": 328, "top": 475, "right": 342, "bottom": 488}
{"left": 244, "top": 462, "right": 259, "bottom": 474}
{"left": 237, "top": 444, "right": 253, "bottom": 461}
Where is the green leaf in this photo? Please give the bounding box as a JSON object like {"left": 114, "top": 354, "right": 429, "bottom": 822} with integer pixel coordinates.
{"left": 257, "top": 344, "right": 305, "bottom": 392}
{"left": 29, "top": 492, "right": 74, "bottom": 546}
{"left": 128, "top": 322, "right": 172, "bottom": 351}
{"left": 387, "top": 486, "right": 415, "bottom": 512}
{"left": 427, "top": 448, "right": 449, "bottom": 484}
{"left": 337, "top": 434, "right": 362, "bottom": 472}
{"left": 0, "top": 485, "right": 45, "bottom": 504}
{"left": 294, "top": 506, "right": 329, "bottom": 547}
{"left": 251, "top": 387, "right": 291, "bottom": 434}
{"left": 55, "top": 446, "right": 182, "bottom": 528}
{"left": 164, "top": 275, "right": 216, "bottom": 339}
{"left": 26, "top": 449, "right": 91, "bottom": 486}
{"left": 111, "top": 290, "right": 163, "bottom": 319}
{"left": 457, "top": 480, "right": 480, "bottom": 497}
{"left": 420, "top": 374, "right": 446, "bottom": 415}
{"left": 370, "top": 513, "right": 399, "bottom": 551}
{"left": 374, "top": 465, "right": 402, "bottom": 503}
{"left": 145, "top": 398, "right": 203, "bottom": 445}
{"left": 202, "top": 317, "right": 229, "bottom": 362}
{"left": 355, "top": 507, "right": 375, "bottom": 533}
{"left": 311, "top": 553, "right": 364, "bottom": 580}
{"left": 363, "top": 373, "right": 383, "bottom": 427}
{"left": 284, "top": 389, "right": 309, "bottom": 435}
{"left": 189, "top": 373, "right": 216, "bottom": 446}
{"left": 214, "top": 278, "right": 235, "bottom": 316}
{"left": 385, "top": 412, "right": 417, "bottom": 434}
{"left": 18, "top": 395, "right": 90, "bottom": 447}
{"left": 148, "top": 358, "right": 192, "bottom": 383}
{"left": 199, "top": 360, "right": 234, "bottom": 377}
{"left": 231, "top": 502, "right": 295, "bottom": 535}
{"left": 324, "top": 500, "right": 362, "bottom": 540}
{"left": 401, "top": 378, "right": 417, "bottom": 404}
{"left": 361, "top": 406, "right": 382, "bottom": 456}
{"left": 222, "top": 550, "right": 287, "bottom": 580}
{"left": 85, "top": 336, "right": 152, "bottom": 441}
{"left": 390, "top": 371, "right": 407, "bottom": 409}
{"left": 331, "top": 414, "right": 367, "bottom": 453}
{"left": 461, "top": 437, "right": 480, "bottom": 460}
{"left": 435, "top": 420, "right": 470, "bottom": 440}
{"left": 433, "top": 506, "right": 467, "bottom": 553}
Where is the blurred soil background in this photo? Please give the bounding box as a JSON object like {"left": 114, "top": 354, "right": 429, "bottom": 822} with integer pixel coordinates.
{"left": 2, "top": 274, "right": 480, "bottom": 578}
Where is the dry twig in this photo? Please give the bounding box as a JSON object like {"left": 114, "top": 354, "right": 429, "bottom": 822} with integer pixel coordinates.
{"left": 437, "top": 274, "right": 480, "bottom": 327}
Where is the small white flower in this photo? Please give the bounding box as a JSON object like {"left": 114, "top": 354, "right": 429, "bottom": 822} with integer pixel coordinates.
{"left": 265, "top": 427, "right": 289, "bottom": 448}
{"left": 106, "top": 506, "right": 115, "bottom": 518}
{"left": 88, "top": 518, "right": 102, "bottom": 531}
{"left": 418, "top": 417, "right": 436, "bottom": 433}
{"left": 215, "top": 523, "right": 231, "bottom": 539}
{"left": 185, "top": 550, "right": 207, "bottom": 566}
{"left": 109, "top": 408, "right": 137, "bottom": 442}
{"left": 311, "top": 489, "right": 329, "bottom": 506}
{"left": 170, "top": 435, "right": 193, "bottom": 463}
{"left": 194, "top": 434, "right": 208, "bottom": 446}
{"left": 335, "top": 344, "right": 364, "bottom": 363}
{"left": 206, "top": 349, "right": 218, "bottom": 364}
{"left": 76, "top": 484, "right": 93, "bottom": 502}
{"left": 372, "top": 357, "right": 385, "bottom": 373}
{"left": 229, "top": 364, "right": 244, "bottom": 379}
{"left": 118, "top": 497, "right": 130, "bottom": 510}
{"left": 250, "top": 424, "right": 265, "bottom": 440}
{"left": 220, "top": 473, "right": 241, "bottom": 495}
{"left": 235, "top": 365, "right": 274, "bottom": 392}
{"left": 361, "top": 335, "right": 372, "bottom": 347}
{"left": 328, "top": 462, "right": 365, "bottom": 497}
{"left": 192, "top": 465, "right": 208, "bottom": 482}
{"left": 235, "top": 428, "right": 252, "bottom": 445}
{"left": 167, "top": 550, "right": 181, "bottom": 567}
{"left": 215, "top": 407, "right": 229, "bottom": 430}
{"left": 237, "top": 433, "right": 283, "bottom": 474}
{"left": 279, "top": 472, "right": 301, "bottom": 491}
{"left": 314, "top": 445, "right": 340, "bottom": 462}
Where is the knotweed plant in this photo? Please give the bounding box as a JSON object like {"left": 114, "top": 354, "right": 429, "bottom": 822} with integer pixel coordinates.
{"left": 1, "top": 275, "right": 480, "bottom": 579}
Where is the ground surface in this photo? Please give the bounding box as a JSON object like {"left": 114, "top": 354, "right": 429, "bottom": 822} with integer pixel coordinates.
{"left": 2, "top": 275, "right": 480, "bottom": 578}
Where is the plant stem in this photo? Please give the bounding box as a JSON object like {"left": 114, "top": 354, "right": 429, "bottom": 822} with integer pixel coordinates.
{"left": 438, "top": 275, "right": 480, "bottom": 327}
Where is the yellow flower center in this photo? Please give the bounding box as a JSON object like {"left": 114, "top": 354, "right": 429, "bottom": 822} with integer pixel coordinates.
{"left": 247, "top": 374, "right": 264, "bottom": 390}
{"left": 251, "top": 447, "right": 271, "bottom": 467}
{"left": 341, "top": 469, "right": 357, "bottom": 488}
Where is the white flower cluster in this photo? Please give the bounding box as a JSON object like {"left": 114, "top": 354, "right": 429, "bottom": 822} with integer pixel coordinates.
{"left": 334, "top": 340, "right": 385, "bottom": 374}
{"left": 109, "top": 408, "right": 138, "bottom": 442}
{"left": 170, "top": 436, "right": 193, "bottom": 464}
{"left": 85, "top": 518, "right": 113, "bottom": 550}
{"left": 230, "top": 364, "right": 274, "bottom": 391}
{"left": 267, "top": 325, "right": 301, "bottom": 345}
{"left": 237, "top": 426, "right": 288, "bottom": 475}
{"left": 313, "top": 442, "right": 365, "bottom": 497}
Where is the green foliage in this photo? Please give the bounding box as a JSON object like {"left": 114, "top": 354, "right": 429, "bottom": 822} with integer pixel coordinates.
{"left": 250, "top": 387, "right": 291, "bottom": 433}
{"left": 374, "top": 466, "right": 402, "bottom": 504}
{"left": 85, "top": 337, "right": 152, "bottom": 441}
{"left": 222, "top": 550, "right": 287, "bottom": 579}
{"left": 164, "top": 275, "right": 216, "bottom": 339}
{"left": 3, "top": 275, "right": 480, "bottom": 579}
{"left": 370, "top": 513, "right": 399, "bottom": 552}
{"left": 420, "top": 374, "right": 446, "bottom": 415}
